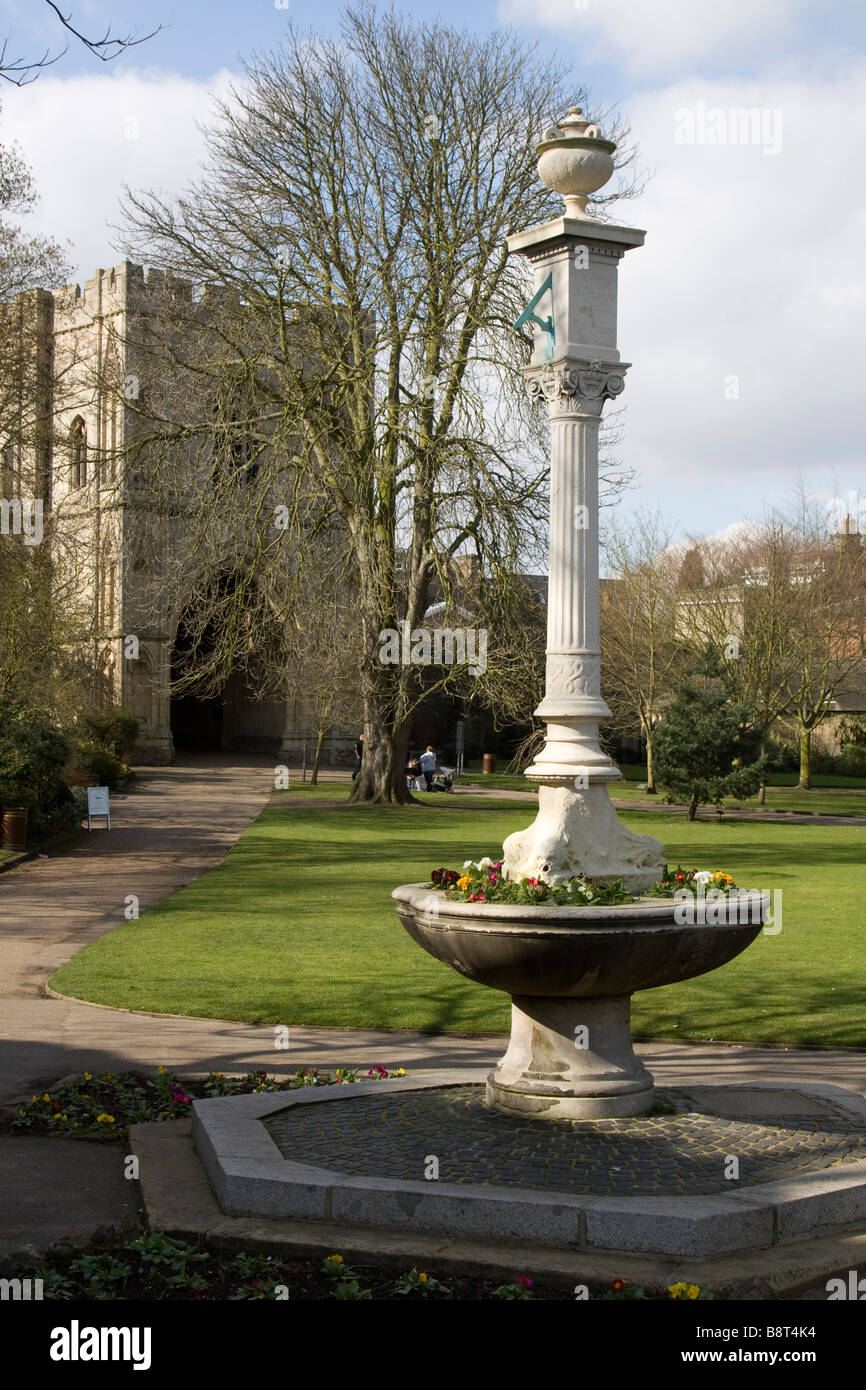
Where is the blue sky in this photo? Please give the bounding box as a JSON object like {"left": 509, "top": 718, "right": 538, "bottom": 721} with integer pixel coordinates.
{"left": 1, "top": 0, "right": 864, "bottom": 540}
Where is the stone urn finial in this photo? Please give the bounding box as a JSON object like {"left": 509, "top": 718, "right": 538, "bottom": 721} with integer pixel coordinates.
{"left": 536, "top": 105, "right": 617, "bottom": 219}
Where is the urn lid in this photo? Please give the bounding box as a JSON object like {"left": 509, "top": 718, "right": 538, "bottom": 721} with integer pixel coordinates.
{"left": 536, "top": 106, "right": 616, "bottom": 156}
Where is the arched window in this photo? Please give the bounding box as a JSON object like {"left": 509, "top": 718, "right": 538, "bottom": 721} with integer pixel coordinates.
{"left": 70, "top": 418, "right": 87, "bottom": 488}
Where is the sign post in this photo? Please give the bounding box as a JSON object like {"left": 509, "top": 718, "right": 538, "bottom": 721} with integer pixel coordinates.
{"left": 86, "top": 786, "right": 111, "bottom": 831}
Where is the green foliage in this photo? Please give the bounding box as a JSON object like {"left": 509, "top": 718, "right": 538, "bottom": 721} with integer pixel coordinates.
{"left": 653, "top": 654, "right": 768, "bottom": 816}
{"left": 394, "top": 1268, "right": 451, "bottom": 1297}
{"left": 601, "top": 1279, "right": 649, "bottom": 1301}
{"left": 492, "top": 1278, "right": 534, "bottom": 1300}
{"left": 837, "top": 745, "right": 866, "bottom": 778}
{"left": 69, "top": 742, "right": 128, "bottom": 791}
{"left": 0, "top": 699, "right": 75, "bottom": 837}
{"left": 837, "top": 715, "right": 866, "bottom": 749}
{"left": 0, "top": 700, "right": 71, "bottom": 801}
{"left": 67, "top": 1253, "right": 134, "bottom": 1300}
{"left": 130, "top": 1234, "right": 209, "bottom": 1292}
{"left": 80, "top": 707, "right": 140, "bottom": 759}
{"left": 765, "top": 737, "right": 799, "bottom": 773}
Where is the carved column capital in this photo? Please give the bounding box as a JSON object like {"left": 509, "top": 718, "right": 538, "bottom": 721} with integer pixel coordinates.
{"left": 526, "top": 360, "right": 628, "bottom": 418}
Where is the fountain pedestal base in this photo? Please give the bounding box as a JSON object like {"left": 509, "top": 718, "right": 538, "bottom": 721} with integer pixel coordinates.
{"left": 486, "top": 994, "right": 654, "bottom": 1119}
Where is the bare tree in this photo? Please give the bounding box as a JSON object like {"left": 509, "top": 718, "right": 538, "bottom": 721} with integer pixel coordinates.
{"left": 1, "top": 3, "right": 160, "bottom": 85}
{"left": 114, "top": 3, "right": 642, "bottom": 802}
{"left": 0, "top": 115, "right": 99, "bottom": 721}
{"left": 282, "top": 543, "right": 363, "bottom": 784}
{"left": 673, "top": 506, "right": 865, "bottom": 795}
{"left": 780, "top": 497, "right": 865, "bottom": 789}
{"left": 678, "top": 521, "right": 803, "bottom": 803}
{"left": 600, "top": 512, "right": 683, "bottom": 793}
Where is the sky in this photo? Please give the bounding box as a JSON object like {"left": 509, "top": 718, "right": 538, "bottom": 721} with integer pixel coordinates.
{"left": 0, "top": 0, "right": 864, "bottom": 541}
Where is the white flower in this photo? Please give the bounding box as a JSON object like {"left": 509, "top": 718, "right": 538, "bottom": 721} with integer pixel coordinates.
{"left": 478, "top": 857, "right": 492, "bottom": 869}
{"left": 694, "top": 871, "right": 713, "bottom": 885}
{"left": 462, "top": 860, "right": 473, "bottom": 869}
{"left": 586, "top": 891, "right": 594, "bottom": 901}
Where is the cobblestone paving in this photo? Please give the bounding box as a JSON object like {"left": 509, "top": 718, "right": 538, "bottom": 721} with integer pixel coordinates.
{"left": 264, "top": 1085, "right": 866, "bottom": 1196}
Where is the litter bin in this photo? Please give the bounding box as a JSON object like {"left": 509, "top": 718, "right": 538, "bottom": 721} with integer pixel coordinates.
{"left": 481, "top": 753, "right": 497, "bottom": 775}
{"left": 2, "top": 806, "right": 28, "bottom": 852}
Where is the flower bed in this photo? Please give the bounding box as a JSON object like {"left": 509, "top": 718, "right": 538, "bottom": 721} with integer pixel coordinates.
{"left": 429, "top": 861, "right": 742, "bottom": 907}
{"left": 0, "top": 1066, "right": 406, "bottom": 1138}
{"left": 20, "top": 1236, "right": 716, "bottom": 1301}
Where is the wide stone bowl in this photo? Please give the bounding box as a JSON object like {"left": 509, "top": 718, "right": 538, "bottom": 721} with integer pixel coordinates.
{"left": 392, "top": 885, "right": 768, "bottom": 1120}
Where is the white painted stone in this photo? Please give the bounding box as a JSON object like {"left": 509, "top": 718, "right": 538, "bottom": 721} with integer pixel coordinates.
{"left": 501, "top": 120, "right": 664, "bottom": 891}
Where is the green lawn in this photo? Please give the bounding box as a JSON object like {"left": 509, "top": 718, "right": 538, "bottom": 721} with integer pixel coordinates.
{"left": 458, "top": 771, "right": 866, "bottom": 817}
{"left": 49, "top": 785, "right": 866, "bottom": 1047}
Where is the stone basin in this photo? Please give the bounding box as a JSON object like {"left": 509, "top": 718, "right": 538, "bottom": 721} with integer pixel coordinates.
{"left": 392, "top": 884, "right": 768, "bottom": 1120}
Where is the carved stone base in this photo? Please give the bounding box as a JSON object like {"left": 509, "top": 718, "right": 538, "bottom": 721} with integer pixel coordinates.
{"left": 502, "top": 782, "right": 665, "bottom": 891}
{"left": 486, "top": 995, "right": 655, "bottom": 1120}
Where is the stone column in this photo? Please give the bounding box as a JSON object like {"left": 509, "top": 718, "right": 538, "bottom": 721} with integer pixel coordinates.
{"left": 502, "top": 117, "right": 664, "bottom": 890}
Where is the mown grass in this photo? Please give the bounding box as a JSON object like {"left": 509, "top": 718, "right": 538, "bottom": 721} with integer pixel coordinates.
{"left": 49, "top": 785, "right": 866, "bottom": 1048}
{"left": 458, "top": 770, "right": 866, "bottom": 817}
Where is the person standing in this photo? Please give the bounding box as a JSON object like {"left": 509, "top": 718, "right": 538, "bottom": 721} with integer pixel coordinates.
{"left": 419, "top": 745, "right": 437, "bottom": 793}
{"left": 352, "top": 734, "right": 364, "bottom": 781}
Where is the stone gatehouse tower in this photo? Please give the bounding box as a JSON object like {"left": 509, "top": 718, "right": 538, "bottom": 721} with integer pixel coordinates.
{"left": 38, "top": 261, "right": 359, "bottom": 765}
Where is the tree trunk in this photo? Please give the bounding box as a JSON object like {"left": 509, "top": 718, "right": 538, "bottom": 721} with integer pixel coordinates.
{"left": 798, "top": 723, "right": 811, "bottom": 791}
{"left": 645, "top": 729, "right": 656, "bottom": 794}
{"left": 756, "top": 732, "right": 768, "bottom": 805}
{"left": 310, "top": 727, "right": 326, "bottom": 785}
{"left": 348, "top": 706, "right": 415, "bottom": 804}
{"left": 688, "top": 790, "right": 699, "bottom": 821}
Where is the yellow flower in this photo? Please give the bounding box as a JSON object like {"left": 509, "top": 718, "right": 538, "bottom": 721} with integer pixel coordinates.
{"left": 396, "top": 1068, "right": 406, "bottom": 1076}
{"left": 668, "top": 1281, "right": 687, "bottom": 1299}
{"left": 687, "top": 1285, "right": 700, "bottom": 1300}
{"left": 418, "top": 1272, "right": 428, "bottom": 1284}
{"left": 42, "top": 1093, "right": 51, "bottom": 1102}
{"left": 96, "top": 1113, "right": 115, "bottom": 1124}
{"left": 214, "top": 1073, "right": 223, "bottom": 1079}
{"left": 326, "top": 1254, "right": 343, "bottom": 1265}
{"left": 84, "top": 1072, "right": 92, "bottom": 1081}
{"left": 158, "top": 1066, "right": 167, "bottom": 1074}
{"left": 457, "top": 874, "right": 470, "bottom": 891}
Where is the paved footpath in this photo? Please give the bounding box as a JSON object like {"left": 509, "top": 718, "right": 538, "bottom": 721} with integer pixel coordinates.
{"left": 1, "top": 754, "right": 865, "bottom": 1107}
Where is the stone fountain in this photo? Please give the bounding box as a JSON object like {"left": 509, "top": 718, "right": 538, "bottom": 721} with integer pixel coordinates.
{"left": 392, "top": 107, "right": 767, "bottom": 1119}
{"left": 189, "top": 115, "right": 866, "bottom": 1281}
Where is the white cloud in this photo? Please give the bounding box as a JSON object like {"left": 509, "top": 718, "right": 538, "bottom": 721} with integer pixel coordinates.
{"left": 2, "top": 58, "right": 863, "bottom": 540}
{"left": 0, "top": 68, "right": 238, "bottom": 284}
{"left": 608, "top": 61, "right": 866, "bottom": 531}
{"left": 498, "top": 0, "right": 812, "bottom": 76}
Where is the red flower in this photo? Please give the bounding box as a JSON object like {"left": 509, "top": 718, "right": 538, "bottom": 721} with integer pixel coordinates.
{"left": 516, "top": 1276, "right": 534, "bottom": 1287}
{"left": 675, "top": 873, "right": 685, "bottom": 882}
{"left": 611, "top": 1277, "right": 627, "bottom": 1292}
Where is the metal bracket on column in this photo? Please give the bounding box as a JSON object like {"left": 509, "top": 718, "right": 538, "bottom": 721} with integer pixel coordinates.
{"left": 514, "top": 273, "right": 555, "bottom": 358}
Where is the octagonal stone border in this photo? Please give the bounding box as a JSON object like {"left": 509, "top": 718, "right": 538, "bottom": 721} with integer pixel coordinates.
{"left": 191, "top": 1071, "right": 866, "bottom": 1259}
